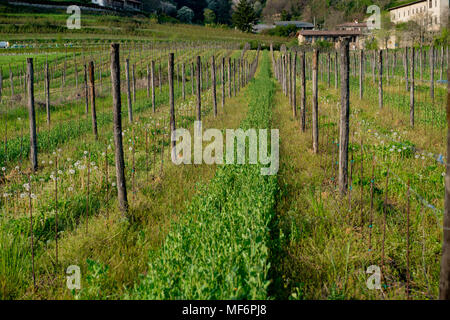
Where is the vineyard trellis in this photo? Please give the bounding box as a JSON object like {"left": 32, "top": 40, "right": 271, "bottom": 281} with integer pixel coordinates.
{"left": 272, "top": 40, "right": 448, "bottom": 299}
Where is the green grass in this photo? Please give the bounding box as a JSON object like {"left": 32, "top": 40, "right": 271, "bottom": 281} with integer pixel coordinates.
{"left": 269, "top": 50, "right": 444, "bottom": 300}
{"left": 125, "top": 51, "right": 278, "bottom": 300}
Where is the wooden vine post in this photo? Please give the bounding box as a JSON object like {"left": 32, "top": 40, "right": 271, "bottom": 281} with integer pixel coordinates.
{"left": 196, "top": 56, "right": 202, "bottom": 124}
{"left": 169, "top": 53, "right": 176, "bottom": 163}
{"left": 88, "top": 61, "right": 98, "bottom": 140}
{"left": 312, "top": 48, "right": 319, "bottom": 154}
{"left": 222, "top": 57, "right": 225, "bottom": 108}
{"left": 359, "top": 49, "right": 364, "bottom": 100}
{"left": 27, "top": 58, "right": 38, "bottom": 172}
{"left": 430, "top": 46, "right": 435, "bottom": 103}
{"left": 83, "top": 64, "right": 89, "bottom": 114}
{"left": 300, "top": 51, "right": 306, "bottom": 132}
{"left": 410, "top": 47, "right": 415, "bottom": 127}
{"left": 151, "top": 60, "right": 156, "bottom": 113}
{"left": 292, "top": 51, "right": 297, "bottom": 118}
{"left": 45, "top": 61, "right": 50, "bottom": 125}
{"left": 212, "top": 56, "right": 217, "bottom": 118}
{"left": 338, "top": 38, "right": 350, "bottom": 195}
{"left": 110, "top": 44, "right": 128, "bottom": 214}
{"left": 378, "top": 49, "right": 383, "bottom": 109}
{"left": 439, "top": 54, "right": 450, "bottom": 300}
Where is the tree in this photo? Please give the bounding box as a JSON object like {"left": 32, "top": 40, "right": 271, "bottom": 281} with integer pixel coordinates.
{"left": 280, "top": 9, "right": 291, "bottom": 21}
{"left": 160, "top": 1, "right": 177, "bottom": 16}
{"left": 142, "top": 0, "right": 162, "bottom": 13}
{"left": 232, "top": 0, "right": 258, "bottom": 33}
{"left": 207, "top": 0, "right": 232, "bottom": 24}
{"left": 204, "top": 8, "right": 216, "bottom": 24}
{"left": 173, "top": 0, "right": 208, "bottom": 23}
{"left": 177, "top": 6, "right": 194, "bottom": 23}
{"left": 253, "top": 1, "right": 263, "bottom": 17}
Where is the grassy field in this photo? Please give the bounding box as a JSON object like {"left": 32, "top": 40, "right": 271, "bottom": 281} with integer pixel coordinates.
{"left": 0, "top": 3, "right": 285, "bottom": 46}
{"left": 0, "top": 4, "right": 449, "bottom": 300}
{"left": 268, "top": 49, "right": 447, "bottom": 300}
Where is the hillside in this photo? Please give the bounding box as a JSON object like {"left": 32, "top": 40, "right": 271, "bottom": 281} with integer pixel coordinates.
{"left": 261, "top": 0, "right": 397, "bottom": 27}
{"left": 0, "top": 2, "right": 285, "bottom": 46}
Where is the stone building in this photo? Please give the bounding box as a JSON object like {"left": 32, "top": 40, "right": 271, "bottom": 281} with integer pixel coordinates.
{"left": 389, "top": 0, "right": 449, "bottom": 31}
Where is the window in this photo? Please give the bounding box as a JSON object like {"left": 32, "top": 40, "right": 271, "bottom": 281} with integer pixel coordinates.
{"left": 429, "top": 0, "right": 432, "bottom": 8}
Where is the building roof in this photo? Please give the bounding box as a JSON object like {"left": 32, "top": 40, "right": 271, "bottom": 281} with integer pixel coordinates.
{"left": 388, "top": 0, "right": 426, "bottom": 11}
{"left": 275, "top": 21, "right": 314, "bottom": 28}
{"left": 253, "top": 24, "right": 276, "bottom": 31}
{"left": 298, "top": 30, "right": 363, "bottom": 36}
{"left": 336, "top": 22, "right": 368, "bottom": 28}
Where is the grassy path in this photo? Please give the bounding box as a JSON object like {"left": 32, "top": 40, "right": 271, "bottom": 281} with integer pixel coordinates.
{"left": 126, "top": 51, "right": 278, "bottom": 300}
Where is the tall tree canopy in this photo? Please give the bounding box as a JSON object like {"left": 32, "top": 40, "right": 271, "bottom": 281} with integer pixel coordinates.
{"left": 207, "top": 0, "right": 233, "bottom": 24}
{"left": 173, "top": 0, "right": 208, "bottom": 23}
{"left": 232, "top": 0, "right": 258, "bottom": 32}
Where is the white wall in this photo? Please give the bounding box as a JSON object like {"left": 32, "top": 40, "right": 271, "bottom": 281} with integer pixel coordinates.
{"left": 390, "top": 0, "right": 448, "bottom": 30}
